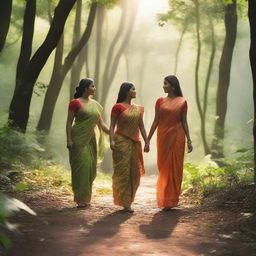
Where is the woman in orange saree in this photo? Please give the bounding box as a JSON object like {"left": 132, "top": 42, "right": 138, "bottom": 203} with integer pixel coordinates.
{"left": 147, "top": 75, "right": 193, "bottom": 211}
{"left": 66, "top": 78, "right": 109, "bottom": 208}
{"left": 110, "top": 82, "right": 149, "bottom": 212}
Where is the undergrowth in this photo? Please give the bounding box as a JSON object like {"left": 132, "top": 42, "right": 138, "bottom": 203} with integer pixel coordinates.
{"left": 0, "top": 126, "right": 111, "bottom": 248}
{"left": 182, "top": 148, "right": 254, "bottom": 204}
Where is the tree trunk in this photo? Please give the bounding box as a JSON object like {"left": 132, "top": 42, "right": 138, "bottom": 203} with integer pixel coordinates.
{"left": 248, "top": 0, "right": 256, "bottom": 183}
{"left": 84, "top": 44, "right": 90, "bottom": 77}
{"left": 123, "top": 51, "right": 130, "bottom": 81}
{"left": 135, "top": 50, "right": 147, "bottom": 106}
{"left": 100, "top": 0, "right": 128, "bottom": 102}
{"left": 36, "top": 3, "right": 97, "bottom": 131}
{"left": 16, "top": 0, "right": 36, "bottom": 82}
{"left": 36, "top": 35, "right": 64, "bottom": 131}
{"left": 193, "top": 0, "right": 210, "bottom": 155}
{"left": 0, "top": 0, "right": 12, "bottom": 53}
{"left": 203, "top": 15, "right": 215, "bottom": 118}
{"left": 201, "top": 14, "right": 216, "bottom": 155}
{"left": 8, "top": 0, "right": 77, "bottom": 132}
{"left": 101, "top": 0, "right": 138, "bottom": 109}
{"left": 69, "top": 0, "right": 83, "bottom": 100}
{"left": 174, "top": 21, "right": 187, "bottom": 75}
{"left": 211, "top": 1, "right": 237, "bottom": 159}
{"left": 94, "top": 5, "right": 105, "bottom": 100}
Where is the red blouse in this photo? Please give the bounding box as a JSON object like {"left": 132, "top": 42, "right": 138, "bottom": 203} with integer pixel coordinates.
{"left": 155, "top": 97, "right": 187, "bottom": 112}
{"left": 111, "top": 103, "right": 127, "bottom": 117}
{"left": 68, "top": 99, "right": 82, "bottom": 113}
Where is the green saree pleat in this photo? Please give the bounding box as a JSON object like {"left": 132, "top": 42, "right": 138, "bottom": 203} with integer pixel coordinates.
{"left": 69, "top": 100, "right": 104, "bottom": 204}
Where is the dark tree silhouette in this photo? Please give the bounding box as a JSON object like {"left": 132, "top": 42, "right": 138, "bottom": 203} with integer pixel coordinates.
{"left": 0, "top": 0, "right": 12, "bottom": 53}
{"left": 93, "top": 5, "right": 105, "bottom": 100}
{"left": 69, "top": 0, "right": 84, "bottom": 101}
{"left": 211, "top": 0, "right": 237, "bottom": 160}
{"left": 16, "top": 0, "right": 36, "bottom": 82}
{"left": 8, "top": 0, "right": 78, "bottom": 132}
{"left": 37, "top": 3, "right": 97, "bottom": 131}
{"left": 248, "top": 0, "right": 256, "bottom": 183}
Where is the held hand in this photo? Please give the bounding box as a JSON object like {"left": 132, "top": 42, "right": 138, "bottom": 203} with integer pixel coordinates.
{"left": 187, "top": 141, "right": 193, "bottom": 153}
{"left": 110, "top": 141, "right": 116, "bottom": 151}
{"left": 144, "top": 143, "right": 150, "bottom": 153}
{"left": 67, "top": 140, "right": 73, "bottom": 151}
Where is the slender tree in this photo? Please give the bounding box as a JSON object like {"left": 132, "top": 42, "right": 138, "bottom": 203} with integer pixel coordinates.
{"left": 100, "top": 0, "right": 138, "bottom": 109}
{"left": 84, "top": 44, "right": 90, "bottom": 77}
{"left": 248, "top": 0, "right": 256, "bottom": 183}
{"left": 0, "top": 0, "right": 13, "bottom": 53}
{"left": 174, "top": 21, "right": 188, "bottom": 75}
{"left": 8, "top": 0, "right": 78, "bottom": 132}
{"left": 99, "top": 0, "right": 128, "bottom": 102}
{"left": 159, "top": 0, "right": 218, "bottom": 155}
{"left": 93, "top": 5, "right": 105, "bottom": 99}
{"left": 211, "top": 0, "right": 237, "bottom": 160}
{"left": 37, "top": 2, "right": 97, "bottom": 131}
{"left": 69, "top": 0, "right": 83, "bottom": 100}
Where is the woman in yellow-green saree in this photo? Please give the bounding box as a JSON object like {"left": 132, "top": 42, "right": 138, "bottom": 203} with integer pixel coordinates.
{"left": 110, "top": 82, "right": 149, "bottom": 212}
{"left": 66, "top": 78, "right": 109, "bottom": 208}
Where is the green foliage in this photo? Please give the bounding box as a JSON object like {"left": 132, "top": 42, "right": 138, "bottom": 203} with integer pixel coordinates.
{"left": 182, "top": 150, "right": 254, "bottom": 199}
{"left": 0, "top": 232, "right": 11, "bottom": 249}
{"left": 0, "top": 124, "right": 111, "bottom": 197}
{"left": 221, "top": 0, "right": 233, "bottom": 5}
{"left": 20, "top": 164, "right": 73, "bottom": 193}
{"left": 158, "top": 1, "right": 196, "bottom": 30}
{"left": 13, "top": 183, "right": 29, "bottom": 191}
{"left": 18, "top": 164, "right": 112, "bottom": 196}
{"left": 0, "top": 192, "right": 36, "bottom": 248}
{"left": 221, "top": 0, "right": 247, "bottom": 18}
{"left": 158, "top": 0, "right": 247, "bottom": 43}
{"left": 89, "top": 0, "right": 119, "bottom": 8}
{"left": 0, "top": 124, "right": 112, "bottom": 246}
{"left": 0, "top": 126, "right": 45, "bottom": 168}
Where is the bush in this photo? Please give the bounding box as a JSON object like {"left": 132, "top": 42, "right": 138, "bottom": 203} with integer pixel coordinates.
{"left": 0, "top": 192, "right": 36, "bottom": 248}
{"left": 0, "top": 126, "right": 45, "bottom": 169}
{"left": 182, "top": 149, "right": 254, "bottom": 199}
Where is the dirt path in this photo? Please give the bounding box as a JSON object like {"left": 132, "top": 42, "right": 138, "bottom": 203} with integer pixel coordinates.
{"left": 2, "top": 176, "right": 255, "bottom": 256}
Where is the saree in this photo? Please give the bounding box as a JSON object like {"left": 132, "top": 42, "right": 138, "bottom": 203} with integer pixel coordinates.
{"left": 69, "top": 99, "right": 105, "bottom": 205}
{"left": 156, "top": 96, "right": 187, "bottom": 207}
{"left": 112, "top": 105, "right": 145, "bottom": 208}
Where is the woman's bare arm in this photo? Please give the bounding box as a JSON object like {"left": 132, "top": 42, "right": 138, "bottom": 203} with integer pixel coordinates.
{"left": 97, "top": 115, "right": 110, "bottom": 134}
{"left": 147, "top": 108, "right": 159, "bottom": 142}
{"left": 139, "top": 118, "right": 149, "bottom": 152}
{"left": 181, "top": 111, "right": 193, "bottom": 153}
{"left": 66, "top": 110, "right": 75, "bottom": 150}
{"left": 109, "top": 115, "right": 118, "bottom": 151}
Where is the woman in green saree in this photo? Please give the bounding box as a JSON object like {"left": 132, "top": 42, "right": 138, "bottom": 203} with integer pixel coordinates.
{"left": 66, "top": 78, "right": 109, "bottom": 208}
{"left": 110, "top": 82, "right": 149, "bottom": 212}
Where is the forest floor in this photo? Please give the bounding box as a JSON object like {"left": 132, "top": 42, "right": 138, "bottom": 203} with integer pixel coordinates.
{"left": 1, "top": 175, "right": 256, "bottom": 256}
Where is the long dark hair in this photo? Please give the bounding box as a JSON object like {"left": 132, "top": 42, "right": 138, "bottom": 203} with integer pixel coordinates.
{"left": 116, "top": 82, "right": 134, "bottom": 103}
{"left": 74, "top": 78, "right": 93, "bottom": 99}
{"left": 164, "top": 75, "right": 183, "bottom": 97}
